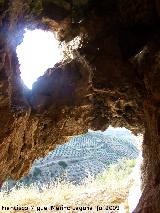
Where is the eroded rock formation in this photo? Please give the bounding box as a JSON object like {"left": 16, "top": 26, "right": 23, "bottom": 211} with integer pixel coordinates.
{"left": 0, "top": 0, "right": 160, "bottom": 212}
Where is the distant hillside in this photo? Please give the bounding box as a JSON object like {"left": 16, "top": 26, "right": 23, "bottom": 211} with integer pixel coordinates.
{"left": 2, "top": 127, "right": 140, "bottom": 190}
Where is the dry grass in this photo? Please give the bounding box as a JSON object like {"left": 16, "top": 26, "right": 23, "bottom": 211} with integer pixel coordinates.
{"left": 0, "top": 159, "right": 137, "bottom": 213}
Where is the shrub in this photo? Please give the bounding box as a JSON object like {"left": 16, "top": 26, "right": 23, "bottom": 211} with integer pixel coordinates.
{"left": 33, "top": 167, "right": 41, "bottom": 177}
{"left": 58, "top": 161, "right": 68, "bottom": 169}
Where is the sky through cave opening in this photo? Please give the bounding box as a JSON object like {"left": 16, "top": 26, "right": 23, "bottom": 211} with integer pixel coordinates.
{"left": 16, "top": 28, "right": 62, "bottom": 89}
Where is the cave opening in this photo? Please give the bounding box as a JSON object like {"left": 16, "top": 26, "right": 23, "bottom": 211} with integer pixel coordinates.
{"left": 16, "top": 28, "right": 62, "bottom": 89}
{"left": 1, "top": 126, "right": 143, "bottom": 212}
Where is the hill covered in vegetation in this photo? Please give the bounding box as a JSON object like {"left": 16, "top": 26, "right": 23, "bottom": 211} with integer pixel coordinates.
{"left": 2, "top": 127, "right": 139, "bottom": 190}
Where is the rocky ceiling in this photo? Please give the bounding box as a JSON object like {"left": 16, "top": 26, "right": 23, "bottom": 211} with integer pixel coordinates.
{"left": 0, "top": 0, "right": 160, "bottom": 212}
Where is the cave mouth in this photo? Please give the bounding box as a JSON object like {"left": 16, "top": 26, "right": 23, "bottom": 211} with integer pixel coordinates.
{"left": 16, "top": 28, "right": 62, "bottom": 89}
{"left": 1, "top": 127, "right": 143, "bottom": 212}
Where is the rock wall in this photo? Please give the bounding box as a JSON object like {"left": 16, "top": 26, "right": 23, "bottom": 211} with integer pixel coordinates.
{"left": 133, "top": 37, "right": 160, "bottom": 213}
{"left": 0, "top": 0, "right": 160, "bottom": 212}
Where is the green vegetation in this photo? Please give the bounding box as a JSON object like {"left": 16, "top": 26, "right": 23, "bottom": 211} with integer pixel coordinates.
{"left": 33, "top": 167, "right": 42, "bottom": 176}
{"left": 58, "top": 161, "right": 68, "bottom": 169}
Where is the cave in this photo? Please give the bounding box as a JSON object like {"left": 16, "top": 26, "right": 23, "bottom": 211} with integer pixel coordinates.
{"left": 0, "top": 0, "right": 160, "bottom": 212}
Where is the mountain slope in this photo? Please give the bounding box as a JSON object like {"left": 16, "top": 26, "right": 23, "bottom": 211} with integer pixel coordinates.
{"left": 2, "top": 127, "right": 140, "bottom": 189}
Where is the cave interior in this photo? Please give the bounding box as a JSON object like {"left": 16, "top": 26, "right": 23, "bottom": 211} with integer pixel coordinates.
{"left": 1, "top": 0, "right": 160, "bottom": 212}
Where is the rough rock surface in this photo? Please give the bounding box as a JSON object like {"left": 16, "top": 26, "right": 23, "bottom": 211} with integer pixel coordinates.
{"left": 0, "top": 0, "right": 160, "bottom": 212}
